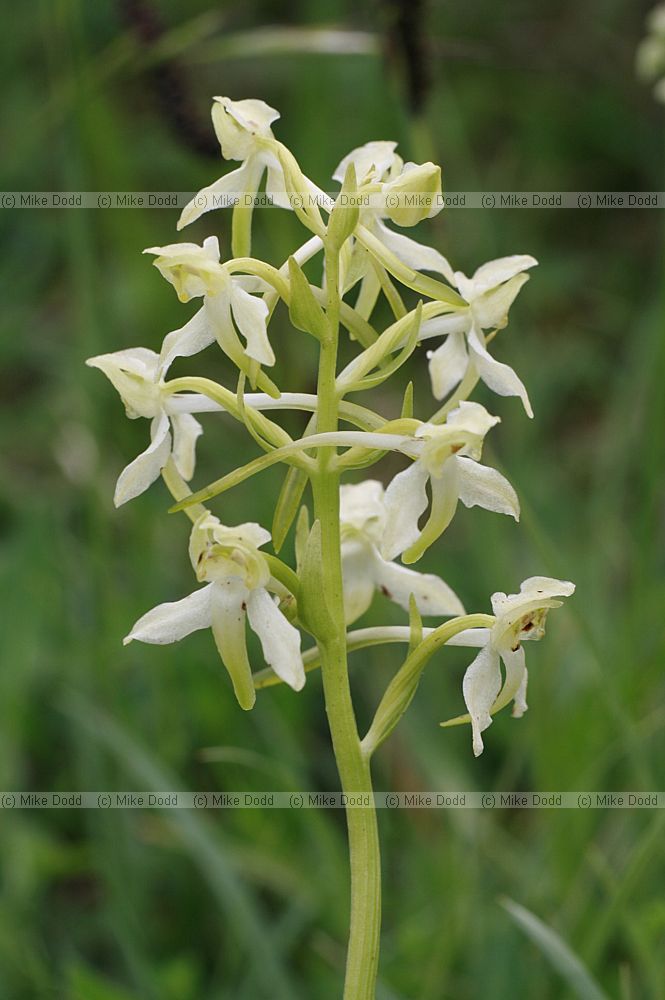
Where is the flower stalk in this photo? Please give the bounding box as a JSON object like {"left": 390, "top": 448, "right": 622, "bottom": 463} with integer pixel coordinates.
{"left": 87, "top": 95, "right": 574, "bottom": 998}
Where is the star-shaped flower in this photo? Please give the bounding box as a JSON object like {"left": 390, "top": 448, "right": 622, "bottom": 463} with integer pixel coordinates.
{"left": 446, "top": 577, "right": 575, "bottom": 755}
{"left": 332, "top": 141, "right": 453, "bottom": 292}
{"left": 381, "top": 402, "right": 520, "bottom": 563}
{"left": 177, "top": 97, "right": 326, "bottom": 229}
{"left": 340, "top": 480, "right": 465, "bottom": 624}
{"left": 124, "top": 514, "right": 305, "bottom": 709}
{"left": 144, "top": 236, "right": 275, "bottom": 366}
{"left": 419, "top": 255, "right": 537, "bottom": 414}
{"left": 86, "top": 347, "right": 202, "bottom": 506}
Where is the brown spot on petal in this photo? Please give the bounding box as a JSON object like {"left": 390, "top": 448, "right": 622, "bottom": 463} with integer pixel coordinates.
{"left": 380, "top": 585, "right": 392, "bottom": 599}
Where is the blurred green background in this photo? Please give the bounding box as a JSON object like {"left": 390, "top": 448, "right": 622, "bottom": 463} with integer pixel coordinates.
{"left": 2, "top": 0, "right": 664, "bottom": 997}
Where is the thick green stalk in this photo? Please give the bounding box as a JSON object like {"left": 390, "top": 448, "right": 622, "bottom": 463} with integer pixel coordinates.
{"left": 313, "top": 246, "right": 381, "bottom": 999}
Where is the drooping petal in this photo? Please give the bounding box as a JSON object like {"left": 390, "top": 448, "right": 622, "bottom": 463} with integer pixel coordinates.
{"left": 455, "top": 456, "right": 520, "bottom": 520}
{"left": 426, "top": 331, "right": 470, "bottom": 400}
{"left": 170, "top": 413, "right": 203, "bottom": 481}
{"left": 159, "top": 307, "right": 215, "bottom": 373}
{"left": 124, "top": 582, "right": 214, "bottom": 645}
{"left": 341, "top": 538, "right": 377, "bottom": 625}
{"left": 511, "top": 664, "right": 528, "bottom": 718}
{"left": 381, "top": 461, "right": 430, "bottom": 561}
{"left": 230, "top": 283, "right": 274, "bottom": 365}
{"left": 467, "top": 327, "right": 533, "bottom": 418}
{"left": 210, "top": 579, "right": 256, "bottom": 710}
{"left": 402, "top": 461, "right": 460, "bottom": 564}
{"left": 462, "top": 643, "right": 503, "bottom": 756}
{"left": 373, "top": 220, "right": 455, "bottom": 282}
{"left": 491, "top": 645, "right": 527, "bottom": 716}
{"left": 246, "top": 587, "right": 305, "bottom": 691}
{"left": 418, "top": 311, "right": 471, "bottom": 341}
{"left": 472, "top": 273, "right": 531, "bottom": 331}
{"left": 469, "top": 255, "right": 538, "bottom": 296}
{"left": 371, "top": 551, "right": 465, "bottom": 616}
{"left": 177, "top": 161, "right": 257, "bottom": 230}
{"left": 114, "top": 413, "right": 171, "bottom": 507}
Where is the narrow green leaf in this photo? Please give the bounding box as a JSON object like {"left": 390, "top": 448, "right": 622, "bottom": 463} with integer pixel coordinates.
{"left": 297, "top": 520, "right": 334, "bottom": 635}
{"left": 408, "top": 594, "right": 423, "bottom": 654}
{"left": 288, "top": 257, "right": 329, "bottom": 342}
{"left": 328, "top": 162, "right": 360, "bottom": 250}
{"left": 272, "top": 465, "right": 309, "bottom": 553}
{"left": 401, "top": 381, "right": 414, "bottom": 420}
{"left": 500, "top": 898, "right": 610, "bottom": 1000}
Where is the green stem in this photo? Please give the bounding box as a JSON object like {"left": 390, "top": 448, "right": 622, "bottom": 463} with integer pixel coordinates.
{"left": 313, "top": 245, "right": 381, "bottom": 999}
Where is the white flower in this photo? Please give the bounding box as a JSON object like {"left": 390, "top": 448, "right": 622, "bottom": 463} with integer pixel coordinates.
{"left": 86, "top": 347, "right": 202, "bottom": 506}
{"left": 381, "top": 402, "right": 519, "bottom": 563}
{"left": 420, "top": 255, "right": 537, "bottom": 414}
{"left": 144, "top": 236, "right": 275, "bottom": 366}
{"left": 332, "top": 141, "right": 454, "bottom": 289}
{"left": 177, "top": 97, "right": 326, "bottom": 229}
{"left": 124, "top": 514, "right": 305, "bottom": 709}
{"left": 339, "top": 480, "right": 465, "bottom": 625}
{"left": 456, "top": 577, "right": 575, "bottom": 756}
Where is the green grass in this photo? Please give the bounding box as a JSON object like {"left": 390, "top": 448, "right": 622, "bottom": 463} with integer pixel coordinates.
{"left": 1, "top": 0, "right": 664, "bottom": 997}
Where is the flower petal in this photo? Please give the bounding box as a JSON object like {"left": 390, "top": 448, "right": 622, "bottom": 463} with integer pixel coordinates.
{"left": 341, "top": 538, "right": 378, "bottom": 625}
{"left": 171, "top": 413, "right": 203, "bottom": 481}
{"left": 177, "top": 161, "right": 259, "bottom": 230}
{"left": 372, "top": 551, "right": 465, "bottom": 616}
{"left": 455, "top": 456, "right": 520, "bottom": 520}
{"left": 492, "top": 645, "right": 527, "bottom": 717}
{"left": 210, "top": 579, "right": 256, "bottom": 710}
{"left": 373, "top": 220, "right": 455, "bottom": 282}
{"left": 462, "top": 643, "right": 503, "bottom": 756}
{"left": 230, "top": 283, "right": 274, "bottom": 365}
{"left": 467, "top": 327, "right": 533, "bottom": 417}
{"left": 246, "top": 588, "right": 305, "bottom": 691}
{"left": 472, "top": 273, "right": 531, "bottom": 330}
{"left": 114, "top": 413, "right": 171, "bottom": 506}
{"left": 124, "top": 582, "right": 214, "bottom": 645}
{"left": 402, "top": 461, "right": 460, "bottom": 564}
{"left": 426, "top": 331, "right": 470, "bottom": 400}
{"left": 469, "top": 255, "right": 538, "bottom": 296}
{"left": 381, "top": 461, "right": 430, "bottom": 561}
{"left": 159, "top": 307, "right": 215, "bottom": 373}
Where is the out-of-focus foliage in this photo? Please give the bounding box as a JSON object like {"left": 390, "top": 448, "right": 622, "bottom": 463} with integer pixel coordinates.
{"left": 1, "top": 1, "right": 664, "bottom": 997}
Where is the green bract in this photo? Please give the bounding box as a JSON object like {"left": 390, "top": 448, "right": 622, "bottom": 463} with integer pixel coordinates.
{"left": 87, "top": 95, "right": 574, "bottom": 1000}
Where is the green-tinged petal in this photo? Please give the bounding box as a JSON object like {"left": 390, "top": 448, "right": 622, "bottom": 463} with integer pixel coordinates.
{"left": 124, "top": 582, "right": 214, "bottom": 645}
{"left": 455, "top": 456, "right": 520, "bottom": 519}
{"left": 86, "top": 348, "right": 161, "bottom": 418}
{"left": 381, "top": 460, "right": 430, "bottom": 560}
{"left": 246, "top": 588, "right": 305, "bottom": 691}
{"left": 230, "top": 283, "right": 274, "bottom": 365}
{"left": 490, "top": 645, "right": 527, "bottom": 717}
{"left": 170, "top": 413, "right": 203, "bottom": 481}
{"left": 462, "top": 643, "right": 503, "bottom": 756}
{"left": 210, "top": 580, "right": 256, "bottom": 710}
{"left": 472, "top": 272, "right": 530, "bottom": 330}
{"left": 114, "top": 413, "right": 171, "bottom": 506}
{"left": 333, "top": 141, "right": 399, "bottom": 184}
{"left": 401, "top": 461, "right": 460, "bottom": 564}
{"left": 212, "top": 97, "right": 279, "bottom": 160}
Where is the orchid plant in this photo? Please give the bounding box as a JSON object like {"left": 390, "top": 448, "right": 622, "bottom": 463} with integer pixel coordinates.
{"left": 88, "top": 96, "right": 574, "bottom": 999}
